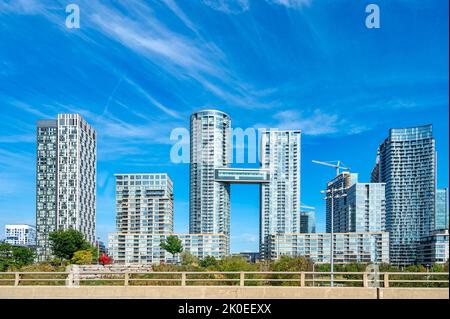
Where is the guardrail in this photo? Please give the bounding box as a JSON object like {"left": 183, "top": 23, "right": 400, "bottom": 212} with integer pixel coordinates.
{"left": 0, "top": 271, "right": 448, "bottom": 287}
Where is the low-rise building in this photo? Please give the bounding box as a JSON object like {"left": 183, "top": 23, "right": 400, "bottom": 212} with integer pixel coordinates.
{"left": 5, "top": 224, "right": 36, "bottom": 247}
{"left": 108, "top": 173, "right": 228, "bottom": 264}
{"left": 268, "top": 232, "right": 389, "bottom": 264}
{"left": 418, "top": 229, "right": 449, "bottom": 265}
{"left": 109, "top": 233, "right": 228, "bottom": 264}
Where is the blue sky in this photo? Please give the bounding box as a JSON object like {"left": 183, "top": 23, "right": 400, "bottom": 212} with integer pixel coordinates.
{"left": 0, "top": 0, "right": 448, "bottom": 252}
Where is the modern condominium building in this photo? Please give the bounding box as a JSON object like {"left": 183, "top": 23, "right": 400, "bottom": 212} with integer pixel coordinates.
{"left": 372, "top": 124, "right": 436, "bottom": 265}
{"left": 269, "top": 232, "right": 389, "bottom": 264}
{"left": 260, "top": 130, "right": 301, "bottom": 259}
{"left": 175, "top": 233, "right": 228, "bottom": 262}
{"left": 5, "top": 224, "right": 36, "bottom": 247}
{"left": 36, "top": 114, "right": 96, "bottom": 261}
{"left": 435, "top": 188, "right": 449, "bottom": 231}
{"left": 346, "top": 183, "right": 386, "bottom": 233}
{"left": 325, "top": 172, "right": 358, "bottom": 233}
{"left": 109, "top": 173, "right": 228, "bottom": 264}
{"left": 300, "top": 211, "right": 316, "bottom": 233}
{"left": 109, "top": 110, "right": 302, "bottom": 263}
{"left": 109, "top": 233, "right": 228, "bottom": 264}
{"left": 109, "top": 173, "right": 174, "bottom": 264}
{"left": 418, "top": 229, "right": 449, "bottom": 265}
{"left": 189, "top": 111, "right": 302, "bottom": 260}
{"left": 189, "top": 110, "right": 231, "bottom": 240}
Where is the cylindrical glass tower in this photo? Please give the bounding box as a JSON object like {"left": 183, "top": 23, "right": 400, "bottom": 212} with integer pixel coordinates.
{"left": 189, "top": 110, "right": 231, "bottom": 246}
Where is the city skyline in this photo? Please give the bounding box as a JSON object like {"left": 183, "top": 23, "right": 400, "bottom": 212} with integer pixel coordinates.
{"left": 0, "top": 1, "right": 448, "bottom": 253}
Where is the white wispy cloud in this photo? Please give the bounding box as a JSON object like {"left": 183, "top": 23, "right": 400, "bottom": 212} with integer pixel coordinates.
{"left": 52, "top": 102, "right": 178, "bottom": 144}
{"left": 8, "top": 99, "right": 53, "bottom": 118}
{"left": 0, "top": 148, "right": 32, "bottom": 168}
{"left": 258, "top": 109, "right": 369, "bottom": 136}
{"left": 0, "top": 134, "right": 35, "bottom": 143}
{"left": 0, "top": 0, "right": 43, "bottom": 14}
{"left": 162, "top": 0, "right": 199, "bottom": 34}
{"left": 2, "top": 0, "right": 281, "bottom": 111}
{"left": 123, "top": 77, "right": 182, "bottom": 119}
{"left": 266, "top": 0, "right": 312, "bottom": 8}
{"left": 202, "top": 0, "right": 250, "bottom": 14}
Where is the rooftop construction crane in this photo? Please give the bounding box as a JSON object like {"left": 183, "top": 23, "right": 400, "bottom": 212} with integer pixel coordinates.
{"left": 311, "top": 160, "right": 350, "bottom": 176}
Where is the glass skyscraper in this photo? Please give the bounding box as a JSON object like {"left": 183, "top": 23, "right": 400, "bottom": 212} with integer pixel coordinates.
{"left": 325, "top": 173, "right": 386, "bottom": 233}
{"left": 435, "top": 188, "right": 449, "bottom": 231}
{"left": 325, "top": 172, "right": 358, "bottom": 233}
{"left": 36, "top": 114, "right": 96, "bottom": 261}
{"left": 372, "top": 124, "right": 436, "bottom": 266}
{"left": 347, "top": 183, "right": 386, "bottom": 233}
{"left": 189, "top": 111, "right": 301, "bottom": 259}
{"left": 189, "top": 110, "right": 231, "bottom": 245}
{"left": 260, "top": 130, "right": 301, "bottom": 259}
{"left": 300, "top": 211, "right": 316, "bottom": 233}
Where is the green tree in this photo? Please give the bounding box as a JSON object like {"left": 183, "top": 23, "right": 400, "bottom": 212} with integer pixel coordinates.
{"left": 0, "top": 242, "right": 35, "bottom": 271}
{"left": 181, "top": 251, "right": 199, "bottom": 266}
{"left": 270, "top": 256, "right": 312, "bottom": 272}
{"left": 160, "top": 235, "right": 183, "bottom": 261}
{"left": 0, "top": 242, "right": 14, "bottom": 271}
{"left": 48, "top": 229, "right": 91, "bottom": 261}
{"left": 217, "top": 256, "right": 256, "bottom": 271}
{"left": 71, "top": 250, "right": 94, "bottom": 265}
{"left": 200, "top": 256, "right": 218, "bottom": 268}
{"left": 11, "top": 245, "right": 35, "bottom": 268}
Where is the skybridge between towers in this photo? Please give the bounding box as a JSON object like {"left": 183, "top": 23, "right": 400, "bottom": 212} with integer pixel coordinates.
{"left": 214, "top": 168, "right": 270, "bottom": 184}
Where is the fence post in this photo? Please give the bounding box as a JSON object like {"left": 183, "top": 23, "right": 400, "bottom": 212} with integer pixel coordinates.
{"left": 14, "top": 272, "right": 20, "bottom": 286}
{"left": 363, "top": 272, "right": 369, "bottom": 288}
{"left": 384, "top": 273, "right": 389, "bottom": 288}
{"left": 181, "top": 273, "right": 186, "bottom": 286}
{"left": 240, "top": 272, "right": 245, "bottom": 287}
{"left": 124, "top": 272, "right": 129, "bottom": 286}
{"left": 300, "top": 272, "right": 305, "bottom": 287}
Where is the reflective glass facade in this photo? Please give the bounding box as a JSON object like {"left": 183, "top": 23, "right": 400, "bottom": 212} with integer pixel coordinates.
{"left": 372, "top": 125, "right": 436, "bottom": 265}
{"left": 214, "top": 168, "right": 269, "bottom": 183}
{"left": 300, "top": 211, "right": 316, "bottom": 233}
{"left": 435, "top": 188, "right": 449, "bottom": 231}
{"left": 347, "top": 183, "right": 386, "bottom": 233}
{"left": 325, "top": 172, "right": 358, "bottom": 233}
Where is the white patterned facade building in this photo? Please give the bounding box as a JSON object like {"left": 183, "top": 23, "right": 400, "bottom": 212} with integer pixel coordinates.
{"left": 36, "top": 114, "right": 96, "bottom": 261}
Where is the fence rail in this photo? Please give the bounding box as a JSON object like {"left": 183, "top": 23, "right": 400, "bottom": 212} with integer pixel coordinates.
{"left": 0, "top": 271, "right": 447, "bottom": 288}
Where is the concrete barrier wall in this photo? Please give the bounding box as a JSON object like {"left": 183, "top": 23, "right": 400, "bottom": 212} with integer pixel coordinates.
{"left": 0, "top": 286, "right": 448, "bottom": 299}
{"left": 379, "top": 288, "right": 449, "bottom": 299}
